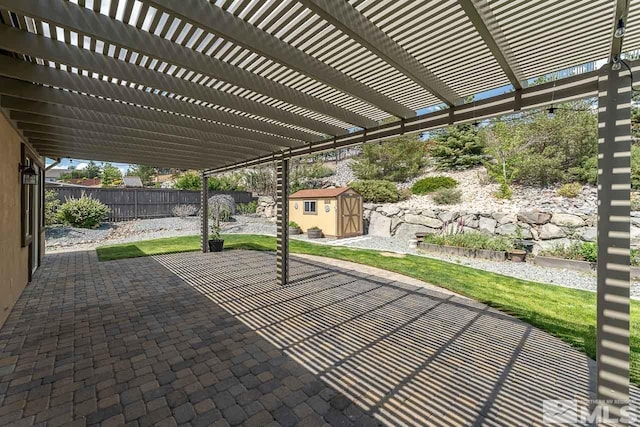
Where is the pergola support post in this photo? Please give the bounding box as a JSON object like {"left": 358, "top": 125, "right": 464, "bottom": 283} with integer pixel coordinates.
{"left": 596, "top": 64, "right": 631, "bottom": 418}
{"left": 200, "top": 173, "right": 209, "bottom": 253}
{"left": 276, "top": 158, "right": 289, "bottom": 286}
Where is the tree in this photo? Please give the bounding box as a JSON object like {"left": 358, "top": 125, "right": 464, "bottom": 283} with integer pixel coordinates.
{"left": 351, "top": 134, "right": 427, "bottom": 182}
{"left": 85, "top": 161, "right": 102, "bottom": 179}
{"left": 429, "top": 124, "right": 485, "bottom": 170}
{"left": 127, "top": 164, "right": 155, "bottom": 186}
{"left": 173, "top": 171, "right": 201, "bottom": 190}
{"left": 102, "top": 163, "right": 123, "bottom": 187}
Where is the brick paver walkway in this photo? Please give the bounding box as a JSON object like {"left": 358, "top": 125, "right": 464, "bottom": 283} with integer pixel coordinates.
{"left": 0, "top": 250, "right": 637, "bottom": 426}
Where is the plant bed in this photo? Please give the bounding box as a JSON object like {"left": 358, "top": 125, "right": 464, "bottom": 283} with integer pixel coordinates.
{"left": 534, "top": 255, "right": 640, "bottom": 279}
{"left": 307, "top": 227, "right": 323, "bottom": 239}
{"left": 289, "top": 226, "right": 302, "bottom": 235}
{"left": 419, "top": 242, "right": 507, "bottom": 262}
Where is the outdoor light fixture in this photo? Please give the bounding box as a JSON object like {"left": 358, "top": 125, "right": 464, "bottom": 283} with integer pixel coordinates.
{"left": 19, "top": 163, "right": 37, "bottom": 185}
{"left": 612, "top": 55, "right": 623, "bottom": 71}
{"left": 615, "top": 18, "right": 626, "bottom": 38}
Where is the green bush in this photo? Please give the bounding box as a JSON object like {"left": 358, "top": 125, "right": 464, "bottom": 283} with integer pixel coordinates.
{"left": 411, "top": 176, "right": 458, "bottom": 195}
{"left": 431, "top": 188, "right": 462, "bottom": 205}
{"left": 289, "top": 221, "right": 300, "bottom": 228}
{"left": 173, "top": 172, "right": 201, "bottom": 190}
{"left": 44, "top": 190, "right": 61, "bottom": 226}
{"left": 429, "top": 124, "right": 485, "bottom": 170}
{"left": 57, "top": 194, "right": 110, "bottom": 228}
{"left": 236, "top": 201, "right": 257, "bottom": 214}
{"left": 351, "top": 135, "right": 427, "bottom": 182}
{"left": 494, "top": 182, "right": 513, "bottom": 199}
{"left": 424, "top": 232, "right": 512, "bottom": 252}
{"left": 208, "top": 174, "right": 245, "bottom": 191}
{"left": 349, "top": 180, "right": 400, "bottom": 203}
{"left": 540, "top": 241, "right": 598, "bottom": 263}
{"left": 557, "top": 182, "right": 582, "bottom": 198}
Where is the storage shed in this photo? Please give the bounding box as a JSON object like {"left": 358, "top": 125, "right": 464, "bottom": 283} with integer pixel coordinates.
{"left": 289, "top": 187, "right": 363, "bottom": 238}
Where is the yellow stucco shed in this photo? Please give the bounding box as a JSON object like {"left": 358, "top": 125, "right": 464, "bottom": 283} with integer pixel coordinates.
{"left": 289, "top": 187, "right": 363, "bottom": 238}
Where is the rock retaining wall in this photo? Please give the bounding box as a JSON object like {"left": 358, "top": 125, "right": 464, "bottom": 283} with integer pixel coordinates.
{"left": 364, "top": 204, "right": 640, "bottom": 252}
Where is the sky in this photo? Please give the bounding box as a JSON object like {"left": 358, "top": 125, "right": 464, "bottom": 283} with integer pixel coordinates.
{"left": 46, "top": 158, "right": 131, "bottom": 176}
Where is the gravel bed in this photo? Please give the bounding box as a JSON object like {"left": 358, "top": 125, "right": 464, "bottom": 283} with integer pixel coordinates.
{"left": 46, "top": 216, "right": 639, "bottom": 299}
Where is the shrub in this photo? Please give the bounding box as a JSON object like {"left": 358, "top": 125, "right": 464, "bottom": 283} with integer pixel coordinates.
{"left": 236, "top": 201, "right": 257, "bottom": 214}
{"left": 172, "top": 204, "right": 198, "bottom": 217}
{"left": 632, "top": 193, "right": 640, "bottom": 211}
{"left": 57, "top": 194, "right": 110, "bottom": 228}
{"left": 540, "top": 241, "right": 597, "bottom": 262}
{"left": 557, "top": 182, "right": 582, "bottom": 198}
{"left": 208, "top": 174, "right": 245, "bottom": 191}
{"left": 431, "top": 188, "right": 462, "bottom": 205}
{"left": 44, "top": 190, "right": 61, "bottom": 226}
{"left": 349, "top": 180, "right": 400, "bottom": 203}
{"left": 208, "top": 194, "right": 235, "bottom": 224}
{"left": 173, "top": 172, "right": 201, "bottom": 190}
{"left": 429, "top": 124, "right": 485, "bottom": 170}
{"left": 411, "top": 176, "right": 458, "bottom": 195}
{"left": 289, "top": 221, "right": 300, "bottom": 228}
{"left": 494, "top": 182, "right": 513, "bottom": 199}
{"left": 351, "top": 135, "right": 427, "bottom": 182}
{"left": 423, "top": 232, "right": 512, "bottom": 252}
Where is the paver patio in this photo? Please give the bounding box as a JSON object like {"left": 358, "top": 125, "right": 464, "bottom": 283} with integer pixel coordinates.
{"left": 0, "top": 249, "right": 637, "bottom": 426}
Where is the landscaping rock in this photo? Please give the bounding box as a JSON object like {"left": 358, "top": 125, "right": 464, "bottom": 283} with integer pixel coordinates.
{"left": 380, "top": 205, "right": 401, "bottom": 216}
{"left": 517, "top": 209, "right": 551, "bottom": 225}
{"left": 539, "top": 223, "right": 566, "bottom": 240}
{"left": 461, "top": 214, "right": 479, "bottom": 229}
{"left": 478, "top": 217, "right": 497, "bottom": 234}
{"left": 495, "top": 223, "right": 518, "bottom": 236}
{"left": 393, "top": 223, "right": 431, "bottom": 242}
{"left": 368, "top": 212, "right": 392, "bottom": 237}
{"left": 438, "top": 211, "right": 459, "bottom": 223}
{"left": 551, "top": 213, "right": 585, "bottom": 227}
{"left": 403, "top": 214, "right": 442, "bottom": 229}
{"left": 578, "top": 227, "right": 597, "bottom": 242}
{"left": 493, "top": 213, "right": 517, "bottom": 225}
{"left": 533, "top": 238, "right": 572, "bottom": 254}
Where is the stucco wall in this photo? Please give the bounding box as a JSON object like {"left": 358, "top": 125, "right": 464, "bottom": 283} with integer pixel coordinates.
{"left": 0, "top": 113, "right": 29, "bottom": 328}
{"left": 289, "top": 198, "right": 338, "bottom": 236}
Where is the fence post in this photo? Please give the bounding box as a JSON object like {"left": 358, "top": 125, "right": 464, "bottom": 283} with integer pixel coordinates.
{"left": 201, "top": 174, "right": 209, "bottom": 253}
{"left": 134, "top": 189, "right": 138, "bottom": 220}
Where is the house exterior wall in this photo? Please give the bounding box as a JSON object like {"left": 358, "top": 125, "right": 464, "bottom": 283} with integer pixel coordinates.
{"left": 0, "top": 113, "right": 30, "bottom": 328}
{"left": 289, "top": 198, "right": 338, "bottom": 236}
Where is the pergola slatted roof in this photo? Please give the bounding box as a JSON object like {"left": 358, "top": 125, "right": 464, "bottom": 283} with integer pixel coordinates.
{"left": 0, "top": 0, "right": 635, "bottom": 170}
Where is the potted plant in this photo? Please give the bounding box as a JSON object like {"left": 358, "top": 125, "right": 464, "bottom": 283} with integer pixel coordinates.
{"left": 208, "top": 223, "right": 224, "bottom": 252}
{"left": 289, "top": 221, "right": 302, "bottom": 235}
{"left": 307, "top": 226, "right": 323, "bottom": 239}
{"left": 208, "top": 195, "right": 233, "bottom": 253}
{"left": 508, "top": 238, "right": 527, "bottom": 263}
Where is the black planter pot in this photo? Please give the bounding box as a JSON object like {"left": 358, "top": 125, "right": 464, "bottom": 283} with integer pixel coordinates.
{"left": 208, "top": 239, "right": 224, "bottom": 252}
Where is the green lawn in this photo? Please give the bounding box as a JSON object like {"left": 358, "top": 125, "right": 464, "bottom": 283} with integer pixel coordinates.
{"left": 96, "top": 234, "right": 640, "bottom": 385}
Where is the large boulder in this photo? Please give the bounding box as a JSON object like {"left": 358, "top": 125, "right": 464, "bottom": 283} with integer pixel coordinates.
{"left": 478, "top": 217, "right": 497, "bottom": 234}
{"left": 368, "top": 211, "right": 392, "bottom": 237}
{"left": 394, "top": 223, "right": 431, "bottom": 241}
{"left": 460, "top": 214, "right": 479, "bottom": 229}
{"left": 539, "top": 223, "right": 566, "bottom": 240}
{"left": 404, "top": 214, "right": 442, "bottom": 229}
{"left": 533, "top": 238, "right": 572, "bottom": 255}
{"left": 496, "top": 223, "right": 518, "bottom": 236}
{"left": 517, "top": 209, "right": 551, "bottom": 225}
{"left": 380, "top": 205, "right": 401, "bottom": 217}
{"left": 578, "top": 227, "right": 597, "bottom": 242}
{"left": 438, "top": 211, "right": 459, "bottom": 223}
{"left": 551, "top": 213, "right": 585, "bottom": 227}
{"left": 493, "top": 212, "right": 517, "bottom": 225}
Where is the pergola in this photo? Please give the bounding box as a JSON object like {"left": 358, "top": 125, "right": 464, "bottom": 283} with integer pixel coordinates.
{"left": 0, "top": 0, "right": 636, "bottom": 417}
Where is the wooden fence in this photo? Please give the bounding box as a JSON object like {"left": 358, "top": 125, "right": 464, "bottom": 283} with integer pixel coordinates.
{"left": 47, "top": 186, "right": 254, "bottom": 222}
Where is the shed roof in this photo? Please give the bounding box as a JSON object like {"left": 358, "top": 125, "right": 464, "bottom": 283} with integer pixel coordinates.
{"left": 123, "top": 176, "right": 143, "bottom": 187}
{"left": 290, "top": 187, "right": 353, "bottom": 199}
{"left": 0, "top": 0, "right": 634, "bottom": 171}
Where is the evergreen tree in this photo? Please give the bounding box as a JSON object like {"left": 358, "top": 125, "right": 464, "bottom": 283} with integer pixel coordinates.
{"left": 429, "top": 125, "right": 485, "bottom": 170}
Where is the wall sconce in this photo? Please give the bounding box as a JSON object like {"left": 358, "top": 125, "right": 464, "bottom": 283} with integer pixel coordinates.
{"left": 19, "top": 164, "right": 37, "bottom": 185}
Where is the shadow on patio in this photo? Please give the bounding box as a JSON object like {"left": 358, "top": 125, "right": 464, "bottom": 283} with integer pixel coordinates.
{"left": 0, "top": 249, "right": 636, "bottom": 426}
